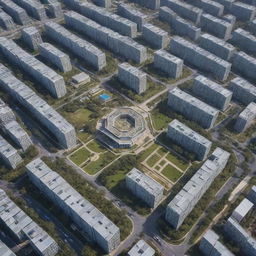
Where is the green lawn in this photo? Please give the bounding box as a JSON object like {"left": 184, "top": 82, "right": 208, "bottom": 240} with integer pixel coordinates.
{"left": 139, "top": 143, "right": 159, "bottom": 162}
{"left": 70, "top": 147, "right": 92, "bottom": 166}
{"left": 87, "top": 140, "right": 106, "bottom": 153}
{"left": 83, "top": 152, "right": 116, "bottom": 175}
{"left": 158, "top": 147, "right": 168, "bottom": 156}
{"left": 77, "top": 132, "right": 91, "bottom": 143}
{"left": 151, "top": 109, "right": 172, "bottom": 131}
{"left": 166, "top": 153, "right": 189, "bottom": 171}
{"left": 162, "top": 165, "right": 183, "bottom": 183}
{"left": 146, "top": 153, "right": 161, "bottom": 167}
{"left": 105, "top": 172, "right": 126, "bottom": 190}
{"left": 63, "top": 108, "right": 92, "bottom": 129}
{"left": 159, "top": 160, "right": 166, "bottom": 166}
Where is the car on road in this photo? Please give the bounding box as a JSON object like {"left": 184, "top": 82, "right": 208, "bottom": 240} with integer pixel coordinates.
{"left": 153, "top": 236, "right": 161, "bottom": 245}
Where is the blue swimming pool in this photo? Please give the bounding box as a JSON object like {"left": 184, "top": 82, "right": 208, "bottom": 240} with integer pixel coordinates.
{"left": 99, "top": 93, "right": 111, "bottom": 101}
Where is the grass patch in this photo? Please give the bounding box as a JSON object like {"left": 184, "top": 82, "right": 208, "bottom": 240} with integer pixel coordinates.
{"left": 83, "top": 152, "right": 116, "bottom": 175}
{"left": 159, "top": 160, "right": 166, "bottom": 166}
{"left": 139, "top": 143, "right": 159, "bottom": 161}
{"left": 77, "top": 132, "right": 91, "bottom": 143}
{"left": 158, "top": 147, "right": 168, "bottom": 156}
{"left": 162, "top": 165, "right": 182, "bottom": 182}
{"left": 146, "top": 153, "right": 161, "bottom": 167}
{"left": 151, "top": 108, "right": 172, "bottom": 131}
{"left": 87, "top": 140, "right": 106, "bottom": 153}
{"left": 105, "top": 173, "right": 126, "bottom": 190}
{"left": 62, "top": 108, "right": 92, "bottom": 129}
{"left": 69, "top": 147, "right": 92, "bottom": 166}
{"left": 166, "top": 153, "right": 189, "bottom": 171}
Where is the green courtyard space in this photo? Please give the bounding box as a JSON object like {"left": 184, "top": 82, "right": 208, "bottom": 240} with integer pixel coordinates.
{"left": 146, "top": 153, "right": 161, "bottom": 167}
{"left": 62, "top": 108, "right": 92, "bottom": 129}
{"left": 138, "top": 143, "right": 159, "bottom": 162}
{"left": 139, "top": 142, "right": 190, "bottom": 185}
{"left": 166, "top": 153, "right": 189, "bottom": 171}
{"left": 86, "top": 140, "right": 106, "bottom": 153}
{"left": 83, "top": 151, "right": 117, "bottom": 175}
{"left": 151, "top": 108, "right": 172, "bottom": 131}
{"left": 69, "top": 147, "right": 92, "bottom": 166}
{"left": 77, "top": 132, "right": 91, "bottom": 144}
{"left": 162, "top": 165, "right": 183, "bottom": 183}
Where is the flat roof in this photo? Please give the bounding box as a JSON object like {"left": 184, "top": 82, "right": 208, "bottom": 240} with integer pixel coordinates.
{"left": 168, "top": 119, "right": 212, "bottom": 147}
{"left": 128, "top": 240, "right": 155, "bottom": 256}
{"left": 0, "top": 240, "right": 16, "bottom": 256}
{"left": 0, "top": 189, "right": 57, "bottom": 254}
{"left": 232, "top": 198, "right": 254, "bottom": 220}
{"left": 195, "top": 75, "right": 232, "bottom": 97}
{"left": 167, "top": 147, "right": 230, "bottom": 215}
{"left": 239, "top": 102, "right": 256, "bottom": 120}
{"left": 127, "top": 168, "right": 164, "bottom": 197}
{"left": 26, "top": 159, "right": 120, "bottom": 242}
{"left": 169, "top": 88, "right": 219, "bottom": 116}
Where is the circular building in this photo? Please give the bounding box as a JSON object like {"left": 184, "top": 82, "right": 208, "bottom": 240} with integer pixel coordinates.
{"left": 98, "top": 107, "right": 149, "bottom": 148}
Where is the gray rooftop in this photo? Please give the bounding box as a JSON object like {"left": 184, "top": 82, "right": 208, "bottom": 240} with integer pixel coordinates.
{"left": 232, "top": 198, "right": 254, "bottom": 221}
{"left": 169, "top": 88, "right": 219, "bottom": 116}
{"left": 128, "top": 239, "right": 155, "bottom": 256}
{"left": 230, "top": 77, "right": 256, "bottom": 95}
{"left": 0, "top": 240, "right": 16, "bottom": 256}
{"left": 171, "top": 36, "right": 231, "bottom": 68}
{"left": 4, "top": 120, "right": 28, "bottom": 140}
{"left": 0, "top": 189, "right": 58, "bottom": 255}
{"left": 200, "top": 33, "right": 235, "bottom": 51}
{"left": 239, "top": 102, "right": 256, "bottom": 121}
{"left": 22, "top": 26, "right": 39, "bottom": 35}
{"left": 167, "top": 147, "right": 230, "bottom": 215}
{"left": 195, "top": 75, "right": 232, "bottom": 97}
{"left": 155, "top": 49, "right": 183, "bottom": 64}
{"left": 127, "top": 168, "right": 164, "bottom": 198}
{"left": 26, "top": 158, "right": 119, "bottom": 243}
{"left": 0, "top": 64, "right": 75, "bottom": 135}
{"left": 168, "top": 119, "right": 212, "bottom": 147}
{"left": 201, "top": 229, "right": 235, "bottom": 256}
{"left": 39, "top": 42, "right": 68, "bottom": 59}
{"left": 0, "top": 135, "right": 19, "bottom": 159}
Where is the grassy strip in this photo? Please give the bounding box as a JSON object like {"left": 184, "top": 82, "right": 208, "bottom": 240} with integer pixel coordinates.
{"left": 146, "top": 153, "right": 161, "bottom": 167}
{"left": 162, "top": 165, "right": 182, "bottom": 183}
{"left": 86, "top": 140, "right": 106, "bottom": 153}
{"left": 69, "top": 147, "right": 92, "bottom": 166}
{"left": 83, "top": 152, "right": 116, "bottom": 175}
{"left": 166, "top": 153, "right": 189, "bottom": 171}
{"left": 138, "top": 143, "right": 159, "bottom": 162}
